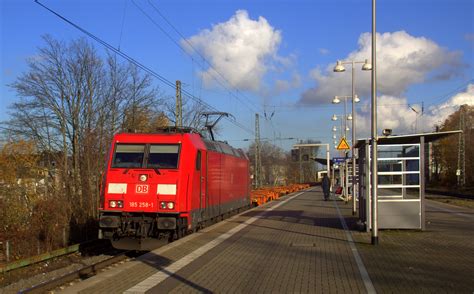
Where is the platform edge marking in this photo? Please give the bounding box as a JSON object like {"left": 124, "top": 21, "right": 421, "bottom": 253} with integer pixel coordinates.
{"left": 334, "top": 199, "right": 377, "bottom": 294}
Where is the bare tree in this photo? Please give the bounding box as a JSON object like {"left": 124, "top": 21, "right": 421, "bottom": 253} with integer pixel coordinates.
{"left": 434, "top": 105, "right": 473, "bottom": 188}
{"left": 247, "top": 141, "right": 288, "bottom": 186}
{"left": 5, "top": 35, "right": 166, "bottom": 225}
{"left": 162, "top": 95, "right": 209, "bottom": 131}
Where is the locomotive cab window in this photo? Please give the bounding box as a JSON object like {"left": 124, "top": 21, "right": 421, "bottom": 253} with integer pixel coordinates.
{"left": 112, "top": 144, "right": 145, "bottom": 168}
{"left": 148, "top": 145, "right": 180, "bottom": 169}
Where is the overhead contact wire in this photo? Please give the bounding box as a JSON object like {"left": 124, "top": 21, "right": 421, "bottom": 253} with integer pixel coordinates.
{"left": 144, "top": 0, "right": 263, "bottom": 115}
{"left": 34, "top": 0, "right": 255, "bottom": 136}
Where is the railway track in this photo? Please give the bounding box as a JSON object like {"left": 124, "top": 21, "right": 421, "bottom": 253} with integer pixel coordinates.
{"left": 0, "top": 239, "right": 128, "bottom": 293}
{"left": 425, "top": 188, "right": 473, "bottom": 200}
{"left": 18, "top": 251, "right": 136, "bottom": 293}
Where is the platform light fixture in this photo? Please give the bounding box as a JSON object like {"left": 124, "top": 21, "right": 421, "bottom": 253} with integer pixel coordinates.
{"left": 333, "top": 58, "right": 371, "bottom": 216}
{"left": 333, "top": 59, "right": 372, "bottom": 72}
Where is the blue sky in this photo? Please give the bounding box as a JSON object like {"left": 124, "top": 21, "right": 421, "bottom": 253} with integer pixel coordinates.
{"left": 1, "top": 0, "right": 473, "bottom": 156}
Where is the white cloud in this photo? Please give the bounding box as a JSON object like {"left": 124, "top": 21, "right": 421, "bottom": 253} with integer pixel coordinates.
{"left": 274, "top": 72, "right": 302, "bottom": 93}
{"left": 357, "top": 95, "right": 419, "bottom": 136}
{"left": 356, "top": 84, "right": 474, "bottom": 137}
{"left": 425, "top": 83, "right": 474, "bottom": 127}
{"left": 183, "top": 10, "right": 284, "bottom": 92}
{"left": 300, "top": 31, "right": 462, "bottom": 105}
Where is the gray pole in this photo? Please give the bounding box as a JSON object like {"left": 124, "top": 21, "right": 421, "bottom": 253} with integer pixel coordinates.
{"left": 344, "top": 98, "right": 348, "bottom": 139}
{"left": 344, "top": 98, "right": 348, "bottom": 202}
{"left": 326, "top": 144, "right": 330, "bottom": 175}
{"left": 299, "top": 146, "right": 303, "bottom": 183}
{"left": 351, "top": 63, "right": 357, "bottom": 215}
{"left": 326, "top": 144, "right": 331, "bottom": 192}
{"left": 457, "top": 106, "right": 466, "bottom": 186}
{"left": 339, "top": 118, "right": 345, "bottom": 195}
{"left": 255, "top": 113, "right": 261, "bottom": 188}
{"left": 370, "top": 0, "right": 379, "bottom": 245}
{"left": 176, "top": 80, "right": 182, "bottom": 128}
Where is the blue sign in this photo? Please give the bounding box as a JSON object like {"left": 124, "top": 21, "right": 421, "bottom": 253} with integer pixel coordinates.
{"left": 333, "top": 157, "right": 346, "bottom": 163}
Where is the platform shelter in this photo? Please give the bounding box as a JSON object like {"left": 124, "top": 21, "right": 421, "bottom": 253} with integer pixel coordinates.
{"left": 355, "top": 130, "right": 461, "bottom": 230}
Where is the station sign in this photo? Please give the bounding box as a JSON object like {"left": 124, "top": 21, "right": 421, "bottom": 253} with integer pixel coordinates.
{"left": 333, "top": 157, "right": 346, "bottom": 163}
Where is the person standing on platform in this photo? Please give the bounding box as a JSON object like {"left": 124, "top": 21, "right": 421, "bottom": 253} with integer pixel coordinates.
{"left": 322, "top": 174, "right": 330, "bottom": 201}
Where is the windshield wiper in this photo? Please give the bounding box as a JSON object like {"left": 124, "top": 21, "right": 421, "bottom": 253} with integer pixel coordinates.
{"left": 153, "top": 168, "right": 161, "bottom": 175}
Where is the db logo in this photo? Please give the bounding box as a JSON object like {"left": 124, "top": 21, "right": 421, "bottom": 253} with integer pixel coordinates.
{"left": 135, "top": 184, "right": 149, "bottom": 194}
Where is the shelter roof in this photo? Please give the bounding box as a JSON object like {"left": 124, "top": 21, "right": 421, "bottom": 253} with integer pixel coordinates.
{"left": 354, "top": 130, "right": 462, "bottom": 148}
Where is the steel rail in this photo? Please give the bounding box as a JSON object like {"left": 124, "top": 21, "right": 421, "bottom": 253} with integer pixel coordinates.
{"left": 19, "top": 251, "right": 131, "bottom": 294}
{"left": 0, "top": 239, "right": 108, "bottom": 273}
{"left": 425, "top": 189, "right": 474, "bottom": 200}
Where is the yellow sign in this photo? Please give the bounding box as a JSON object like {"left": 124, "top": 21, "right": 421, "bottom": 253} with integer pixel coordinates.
{"left": 336, "top": 137, "right": 350, "bottom": 150}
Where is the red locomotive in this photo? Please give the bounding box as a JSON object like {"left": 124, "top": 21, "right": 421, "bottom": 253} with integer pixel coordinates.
{"left": 98, "top": 128, "right": 251, "bottom": 250}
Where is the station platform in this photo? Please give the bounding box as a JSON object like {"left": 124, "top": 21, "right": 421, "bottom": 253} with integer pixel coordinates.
{"left": 65, "top": 188, "right": 474, "bottom": 293}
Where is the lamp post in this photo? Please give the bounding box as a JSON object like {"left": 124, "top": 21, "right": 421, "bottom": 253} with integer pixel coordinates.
{"left": 333, "top": 60, "right": 371, "bottom": 215}
{"left": 331, "top": 124, "right": 341, "bottom": 192}
{"left": 331, "top": 114, "right": 350, "bottom": 139}
{"left": 370, "top": 0, "right": 378, "bottom": 245}
{"left": 332, "top": 95, "right": 359, "bottom": 212}
{"left": 331, "top": 113, "right": 351, "bottom": 200}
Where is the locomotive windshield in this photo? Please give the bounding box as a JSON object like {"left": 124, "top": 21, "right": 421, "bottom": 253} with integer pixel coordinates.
{"left": 148, "top": 144, "right": 179, "bottom": 169}
{"left": 111, "top": 143, "right": 180, "bottom": 169}
{"left": 112, "top": 144, "right": 145, "bottom": 168}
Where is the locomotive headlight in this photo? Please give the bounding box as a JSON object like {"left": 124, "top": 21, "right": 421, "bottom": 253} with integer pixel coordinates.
{"left": 139, "top": 174, "right": 147, "bottom": 182}
{"left": 109, "top": 200, "right": 117, "bottom": 208}
{"left": 159, "top": 201, "right": 174, "bottom": 209}
{"left": 117, "top": 201, "right": 123, "bottom": 208}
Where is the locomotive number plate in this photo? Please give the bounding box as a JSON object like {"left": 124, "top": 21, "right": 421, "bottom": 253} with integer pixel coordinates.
{"left": 129, "top": 201, "right": 154, "bottom": 208}
{"left": 135, "top": 184, "right": 149, "bottom": 194}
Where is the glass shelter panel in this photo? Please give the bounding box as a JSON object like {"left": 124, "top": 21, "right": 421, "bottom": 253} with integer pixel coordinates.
{"left": 376, "top": 187, "right": 420, "bottom": 199}
{"left": 378, "top": 145, "right": 420, "bottom": 159}
{"left": 378, "top": 160, "right": 402, "bottom": 172}
{"left": 378, "top": 174, "right": 402, "bottom": 185}
{"left": 377, "top": 144, "right": 421, "bottom": 200}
